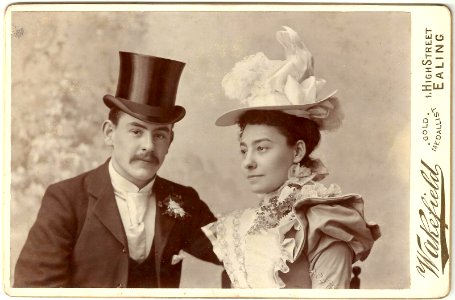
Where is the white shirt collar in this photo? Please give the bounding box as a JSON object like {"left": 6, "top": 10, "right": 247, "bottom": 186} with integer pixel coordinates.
{"left": 108, "top": 159, "right": 155, "bottom": 194}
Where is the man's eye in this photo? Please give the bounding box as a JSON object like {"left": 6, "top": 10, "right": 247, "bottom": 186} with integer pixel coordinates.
{"left": 131, "top": 129, "right": 142, "bottom": 136}
{"left": 240, "top": 148, "right": 247, "bottom": 155}
{"left": 154, "top": 133, "right": 166, "bottom": 140}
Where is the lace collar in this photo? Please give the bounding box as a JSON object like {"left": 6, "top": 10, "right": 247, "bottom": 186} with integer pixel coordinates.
{"left": 247, "top": 162, "right": 341, "bottom": 235}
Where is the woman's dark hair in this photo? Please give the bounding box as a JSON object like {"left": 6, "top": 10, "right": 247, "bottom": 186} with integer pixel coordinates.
{"left": 238, "top": 110, "right": 321, "bottom": 168}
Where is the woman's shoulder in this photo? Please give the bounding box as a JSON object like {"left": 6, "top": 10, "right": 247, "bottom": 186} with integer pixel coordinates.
{"left": 291, "top": 183, "right": 381, "bottom": 263}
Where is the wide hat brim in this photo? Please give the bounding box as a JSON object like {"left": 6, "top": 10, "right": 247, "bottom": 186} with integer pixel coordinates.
{"left": 104, "top": 95, "right": 186, "bottom": 124}
{"left": 215, "top": 88, "right": 337, "bottom": 126}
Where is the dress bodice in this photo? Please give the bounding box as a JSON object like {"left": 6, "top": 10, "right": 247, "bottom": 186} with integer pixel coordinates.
{"left": 202, "top": 178, "right": 380, "bottom": 289}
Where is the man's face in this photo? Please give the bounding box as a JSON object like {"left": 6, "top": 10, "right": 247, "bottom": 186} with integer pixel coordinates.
{"left": 103, "top": 112, "right": 173, "bottom": 188}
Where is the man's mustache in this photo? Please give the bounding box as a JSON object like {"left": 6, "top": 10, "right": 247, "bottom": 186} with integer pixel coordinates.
{"left": 131, "top": 153, "right": 160, "bottom": 164}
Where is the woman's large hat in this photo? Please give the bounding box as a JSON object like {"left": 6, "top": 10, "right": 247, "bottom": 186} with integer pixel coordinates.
{"left": 216, "top": 26, "right": 343, "bottom": 130}
{"left": 104, "top": 51, "right": 186, "bottom": 124}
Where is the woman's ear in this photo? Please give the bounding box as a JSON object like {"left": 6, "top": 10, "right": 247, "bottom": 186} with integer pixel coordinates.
{"left": 293, "top": 140, "right": 306, "bottom": 163}
{"left": 102, "top": 120, "right": 115, "bottom": 146}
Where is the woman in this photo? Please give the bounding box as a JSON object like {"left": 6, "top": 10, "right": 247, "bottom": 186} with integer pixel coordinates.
{"left": 202, "top": 27, "right": 380, "bottom": 289}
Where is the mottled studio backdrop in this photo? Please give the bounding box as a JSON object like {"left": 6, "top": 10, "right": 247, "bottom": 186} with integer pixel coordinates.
{"left": 10, "top": 10, "right": 410, "bottom": 288}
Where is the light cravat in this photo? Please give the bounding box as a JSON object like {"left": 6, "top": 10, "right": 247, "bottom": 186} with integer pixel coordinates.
{"left": 109, "top": 161, "right": 156, "bottom": 263}
{"left": 124, "top": 191, "right": 149, "bottom": 263}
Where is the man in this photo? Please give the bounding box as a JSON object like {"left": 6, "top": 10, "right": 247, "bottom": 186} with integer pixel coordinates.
{"left": 14, "top": 51, "right": 219, "bottom": 288}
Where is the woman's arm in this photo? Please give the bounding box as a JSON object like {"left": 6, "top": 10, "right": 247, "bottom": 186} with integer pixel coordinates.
{"left": 309, "top": 241, "right": 353, "bottom": 289}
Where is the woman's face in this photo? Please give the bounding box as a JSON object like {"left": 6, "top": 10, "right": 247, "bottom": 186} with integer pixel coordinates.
{"left": 240, "top": 124, "right": 300, "bottom": 194}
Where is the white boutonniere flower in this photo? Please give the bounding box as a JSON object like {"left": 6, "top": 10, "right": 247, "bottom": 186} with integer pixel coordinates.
{"left": 158, "top": 193, "right": 188, "bottom": 219}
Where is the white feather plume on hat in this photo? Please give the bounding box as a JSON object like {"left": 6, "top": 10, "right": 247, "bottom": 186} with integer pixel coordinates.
{"left": 217, "top": 26, "right": 343, "bottom": 131}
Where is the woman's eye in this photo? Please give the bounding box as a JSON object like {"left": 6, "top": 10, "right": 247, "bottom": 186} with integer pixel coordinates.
{"left": 240, "top": 148, "right": 247, "bottom": 155}
{"left": 257, "top": 146, "right": 268, "bottom": 152}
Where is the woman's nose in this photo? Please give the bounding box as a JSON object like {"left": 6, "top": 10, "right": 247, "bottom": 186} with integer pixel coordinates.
{"left": 242, "top": 152, "right": 257, "bottom": 170}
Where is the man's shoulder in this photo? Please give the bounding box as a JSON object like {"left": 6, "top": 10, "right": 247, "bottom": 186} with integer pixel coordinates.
{"left": 155, "top": 176, "right": 214, "bottom": 218}
{"left": 155, "top": 176, "right": 196, "bottom": 194}
{"left": 155, "top": 176, "right": 207, "bottom": 207}
{"left": 47, "top": 162, "right": 108, "bottom": 193}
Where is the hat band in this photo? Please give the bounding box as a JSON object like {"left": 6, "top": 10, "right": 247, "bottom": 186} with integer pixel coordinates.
{"left": 118, "top": 97, "right": 173, "bottom": 117}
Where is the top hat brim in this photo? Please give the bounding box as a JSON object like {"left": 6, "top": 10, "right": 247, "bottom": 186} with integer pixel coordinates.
{"left": 104, "top": 95, "right": 186, "bottom": 124}
{"left": 215, "top": 89, "right": 337, "bottom": 127}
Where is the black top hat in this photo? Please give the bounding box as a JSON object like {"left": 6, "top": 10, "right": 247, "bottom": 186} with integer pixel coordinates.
{"left": 103, "top": 51, "right": 186, "bottom": 124}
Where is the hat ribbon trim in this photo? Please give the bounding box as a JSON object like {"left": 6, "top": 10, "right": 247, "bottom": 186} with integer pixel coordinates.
{"left": 117, "top": 97, "right": 173, "bottom": 117}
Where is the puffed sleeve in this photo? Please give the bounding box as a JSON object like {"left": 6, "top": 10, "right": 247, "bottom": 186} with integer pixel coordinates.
{"left": 294, "top": 194, "right": 380, "bottom": 289}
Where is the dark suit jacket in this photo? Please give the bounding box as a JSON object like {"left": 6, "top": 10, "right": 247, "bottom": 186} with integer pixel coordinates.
{"left": 14, "top": 160, "right": 219, "bottom": 288}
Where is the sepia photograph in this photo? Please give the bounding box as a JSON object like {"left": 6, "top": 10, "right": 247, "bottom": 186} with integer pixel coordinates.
{"left": 2, "top": 3, "right": 451, "bottom": 299}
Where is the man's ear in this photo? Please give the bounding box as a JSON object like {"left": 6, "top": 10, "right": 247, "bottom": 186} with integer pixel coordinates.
{"left": 170, "top": 130, "right": 174, "bottom": 144}
{"left": 102, "top": 120, "right": 115, "bottom": 146}
{"left": 293, "top": 140, "right": 306, "bottom": 163}
{"left": 164, "top": 130, "right": 174, "bottom": 155}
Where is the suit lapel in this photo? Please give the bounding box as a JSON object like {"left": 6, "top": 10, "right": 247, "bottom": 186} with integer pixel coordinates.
{"left": 87, "top": 160, "right": 127, "bottom": 248}
{"left": 87, "top": 164, "right": 177, "bottom": 286}
{"left": 153, "top": 176, "right": 177, "bottom": 285}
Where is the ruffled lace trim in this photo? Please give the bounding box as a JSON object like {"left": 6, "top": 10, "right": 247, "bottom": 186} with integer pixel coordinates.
{"left": 273, "top": 235, "right": 295, "bottom": 288}
{"left": 270, "top": 215, "right": 306, "bottom": 288}
{"left": 202, "top": 178, "right": 380, "bottom": 288}
{"left": 202, "top": 210, "right": 251, "bottom": 288}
